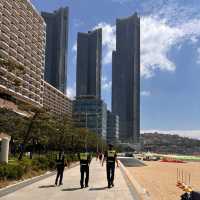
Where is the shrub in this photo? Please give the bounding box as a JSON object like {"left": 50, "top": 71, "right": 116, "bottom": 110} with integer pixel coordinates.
{"left": 0, "top": 163, "right": 23, "bottom": 180}
{"left": 32, "top": 156, "right": 49, "bottom": 170}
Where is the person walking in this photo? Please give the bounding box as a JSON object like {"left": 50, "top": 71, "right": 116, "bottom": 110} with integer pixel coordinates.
{"left": 79, "top": 149, "right": 91, "bottom": 188}
{"left": 102, "top": 144, "right": 119, "bottom": 188}
{"left": 55, "top": 150, "right": 66, "bottom": 186}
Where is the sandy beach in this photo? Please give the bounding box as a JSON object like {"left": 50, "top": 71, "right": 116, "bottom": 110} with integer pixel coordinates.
{"left": 128, "top": 161, "right": 200, "bottom": 200}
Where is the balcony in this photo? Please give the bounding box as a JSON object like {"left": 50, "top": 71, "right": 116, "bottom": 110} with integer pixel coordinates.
{"left": 17, "top": 54, "right": 24, "bottom": 62}
{"left": 2, "top": 8, "right": 11, "bottom": 20}
{"left": 0, "top": 66, "right": 7, "bottom": 76}
{"left": 32, "top": 37, "right": 38, "bottom": 45}
{"left": 11, "top": 15, "right": 19, "bottom": 25}
{"left": 0, "top": 32, "right": 10, "bottom": 43}
{"left": 9, "top": 48, "right": 17, "bottom": 58}
{"left": 0, "top": 40, "right": 9, "bottom": 51}
{"left": 9, "top": 55, "right": 18, "bottom": 63}
{"left": 24, "top": 60, "right": 31, "bottom": 70}
{"left": 28, "top": 9, "right": 33, "bottom": 18}
{"left": 24, "top": 45, "right": 31, "bottom": 54}
{"left": 10, "top": 32, "right": 18, "bottom": 42}
{"left": 31, "top": 57, "right": 37, "bottom": 65}
{"left": 10, "top": 40, "right": 18, "bottom": 49}
{"left": 0, "top": 49, "right": 9, "bottom": 58}
{"left": 32, "top": 30, "right": 38, "bottom": 38}
{"left": 12, "top": 9, "right": 19, "bottom": 17}
{"left": 19, "top": 24, "right": 26, "bottom": 33}
{"left": 17, "top": 46, "right": 24, "bottom": 55}
{"left": 10, "top": 24, "right": 18, "bottom": 33}
{"left": 20, "top": 2, "right": 27, "bottom": 11}
{"left": 18, "top": 39, "right": 25, "bottom": 48}
{"left": 33, "top": 24, "right": 38, "bottom": 31}
{"left": 19, "top": 9, "right": 26, "bottom": 19}
{"left": 26, "top": 23, "right": 32, "bottom": 31}
{"left": 4, "top": 1, "right": 12, "bottom": 10}
{"left": 31, "top": 49, "right": 37, "bottom": 57}
{"left": 25, "top": 33, "right": 32, "bottom": 42}
{"left": 24, "top": 52, "right": 31, "bottom": 60}
{"left": 19, "top": 16, "right": 26, "bottom": 26}
{"left": 2, "top": 15, "right": 10, "bottom": 26}
{"left": 1, "top": 23, "right": 10, "bottom": 33}
{"left": 18, "top": 32, "right": 25, "bottom": 40}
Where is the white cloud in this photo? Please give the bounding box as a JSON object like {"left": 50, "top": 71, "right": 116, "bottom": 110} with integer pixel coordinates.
{"left": 93, "top": 23, "right": 116, "bottom": 65}
{"left": 141, "top": 130, "right": 200, "bottom": 140}
{"left": 141, "top": 90, "right": 151, "bottom": 97}
{"left": 102, "top": 76, "right": 112, "bottom": 90}
{"left": 197, "top": 48, "right": 200, "bottom": 64}
{"left": 66, "top": 85, "right": 76, "bottom": 100}
{"left": 94, "top": 16, "right": 200, "bottom": 78}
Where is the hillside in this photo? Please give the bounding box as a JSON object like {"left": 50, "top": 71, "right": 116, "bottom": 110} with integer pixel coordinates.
{"left": 141, "top": 132, "right": 200, "bottom": 155}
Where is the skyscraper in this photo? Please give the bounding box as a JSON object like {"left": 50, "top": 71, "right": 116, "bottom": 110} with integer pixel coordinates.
{"left": 42, "top": 7, "right": 69, "bottom": 94}
{"left": 112, "top": 13, "right": 140, "bottom": 143}
{"left": 76, "top": 29, "right": 102, "bottom": 99}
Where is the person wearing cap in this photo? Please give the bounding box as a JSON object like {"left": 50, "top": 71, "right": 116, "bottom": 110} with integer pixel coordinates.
{"left": 78, "top": 149, "right": 91, "bottom": 188}
{"left": 55, "top": 150, "right": 66, "bottom": 186}
{"left": 102, "top": 144, "right": 119, "bottom": 188}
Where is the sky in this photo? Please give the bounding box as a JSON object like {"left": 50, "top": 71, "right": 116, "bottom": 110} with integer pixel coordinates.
{"left": 31, "top": 0, "right": 200, "bottom": 139}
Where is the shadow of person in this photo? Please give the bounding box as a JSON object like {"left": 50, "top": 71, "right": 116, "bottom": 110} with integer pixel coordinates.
{"left": 89, "top": 187, "right": 108, "bottom": 191}
{"left": 62, "top": 187, "right": 81, "bottom": 191}
{"left": 38, "top": 185, "right": 56, "bottom": 188}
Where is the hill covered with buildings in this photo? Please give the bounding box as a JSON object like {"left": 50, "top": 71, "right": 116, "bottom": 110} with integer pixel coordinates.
{"left": 141, "top": 133, "right": 200, "bottom": 155}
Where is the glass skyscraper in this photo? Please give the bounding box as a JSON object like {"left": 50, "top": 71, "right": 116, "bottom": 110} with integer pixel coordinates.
{"left": 112, "top": 13, "right": 140, "bottom": 143}
{"left": 76, "top": 29, "right": 102, "bottom": 99}
{"left": 73, "top": 96, "right": 107, "bottom": 139}
{"left": 42, "top": 7, "right": 68, "bottom": 94}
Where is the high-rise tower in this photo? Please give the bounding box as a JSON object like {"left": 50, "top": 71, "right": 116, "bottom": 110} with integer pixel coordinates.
{"left": 42, "top": 7, "right": 68, "bottom": 94}
{"left": 112, "top": 13, "right": 140, "bottom": 143}
{"left": 76, "top": 29, "right": 102, "bottom": 99}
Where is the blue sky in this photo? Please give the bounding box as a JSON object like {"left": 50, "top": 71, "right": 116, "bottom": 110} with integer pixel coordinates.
{"left": 31, "top": 0, "right": 200, "bottom": 138}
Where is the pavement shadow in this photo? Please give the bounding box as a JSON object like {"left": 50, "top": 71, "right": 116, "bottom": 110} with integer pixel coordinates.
{"left": 89, "top": 187, "right": 107, "bottom": 191}
{"left": 62, "top": 187, "right": 81, "bottom": 191}
{"left": 38, "top": 185, "right": 56, "bottom": 188}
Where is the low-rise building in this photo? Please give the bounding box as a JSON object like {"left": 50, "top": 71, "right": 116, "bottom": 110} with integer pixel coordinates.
{"left": 43, "top": 81, "right": 72, "bottom": 119}
{"left": 73, "top": 96, "right": 107, "bottom": 139}
{"left": 107, "top": 110, "right": 119, "bottom": 144}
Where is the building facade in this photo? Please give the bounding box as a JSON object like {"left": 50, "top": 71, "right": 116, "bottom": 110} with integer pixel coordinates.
{"left": 76, "top": 29, "right": 102, "bottom": 99}
{"left": 112, "top": 13, "right": 140, "bottom": 143}
{"left": 43, "top": 81, "right": 72, "bottom": 119}
{"left": 107, "top": 111, "right": 119, "bottom": 144}
{"left": 73, "top": 96, "right": 107, "bottom": 139}
{"left": 0, "top": 0, "right": 46, "bottom": 108}
{"left": 42, "top": 7, "right": 68, "bottom": 94}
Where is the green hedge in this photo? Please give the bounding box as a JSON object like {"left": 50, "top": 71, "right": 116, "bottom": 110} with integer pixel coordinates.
{"left": 0, "top": 153, "right": 80, "bottom": 181}
{"left": 0, "top": 156, "right": 55, "bottom": 180}
{"left": 0, "top": 164, "right": 24, "bottom": 180}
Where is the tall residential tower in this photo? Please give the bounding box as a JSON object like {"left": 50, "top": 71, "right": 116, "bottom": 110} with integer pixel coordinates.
{"left": 42, "top": 7, "right": 69, "bottom": 94}
{"left": 112, "top": 13, "right": 140, "bottom": 143}
{"left": 76, "top": 29, "right": 102, "bottom": 99}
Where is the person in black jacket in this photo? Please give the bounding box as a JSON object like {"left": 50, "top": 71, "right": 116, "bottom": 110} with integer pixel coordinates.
{"left": 78, "top": 149, "right": 91, "bottom": 188}
{"left": 102, "top": 144, "right": 119, "bottom": 188}
{"left": 55, "top": 150, "right": 65, "bottom": 186}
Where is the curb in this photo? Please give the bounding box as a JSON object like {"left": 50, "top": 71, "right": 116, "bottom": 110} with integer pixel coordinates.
{"left": 119, "top": 160, "right": 151, "bottom": 200}
{"left": 0, "top": 162, "right": 79, "bottom": 198}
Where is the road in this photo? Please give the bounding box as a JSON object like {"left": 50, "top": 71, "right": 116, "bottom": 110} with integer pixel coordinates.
{"left": 118, "top": 157, "right": 146, "bottom": 167}
{"left": 0, "top": 159, "right": 137, "bottom": 200}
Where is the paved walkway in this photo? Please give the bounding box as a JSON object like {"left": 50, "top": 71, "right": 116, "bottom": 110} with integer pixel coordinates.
{"left": 1, "top": 160, "right": 135, "bottom": 200}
